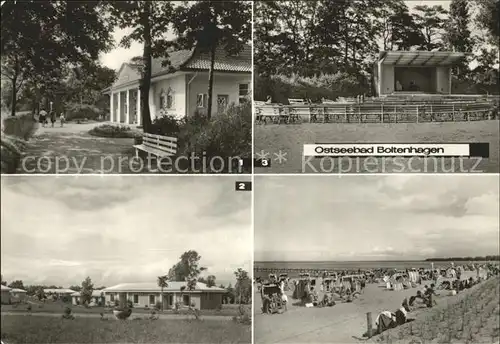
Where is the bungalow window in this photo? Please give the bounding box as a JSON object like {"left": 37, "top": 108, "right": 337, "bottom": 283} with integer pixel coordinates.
{"left": 133, "top": 294, "right": 139, "bottom": 304}
{"left": 197, "top": 93, "right": 208, "bottom": 108}
{"left": 110, "top": 294, "right": 115, "bottom": 302}
{"left": 239, "top": 84, "right": 249, "bottom": 103}
{"left": 149, "top": 295, "right": 155, "bottom": 305}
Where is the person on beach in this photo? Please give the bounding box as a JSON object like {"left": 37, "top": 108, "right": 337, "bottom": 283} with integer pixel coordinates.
{"left": 50, "top": 110, "right": 56, "bottom": 127}
{"left": 310, "top": 287, "right": 319, "bottom": 306}
{"left": 280, "top": 289, "right": 288, "bottom": 311}
{"left": 262, "top": 294, "right": 270, "bottom": 314}
{"left": 395, "top": 298, "right": 411, "bottom": 325}
{"left": 425, "top": 284, "right": 438, "bottom": 307}
{"left": 409, "top": 290, "right": 426, "bottom": 307}
{"left": 39, "top": 109, "right": 47, "bottom": 127}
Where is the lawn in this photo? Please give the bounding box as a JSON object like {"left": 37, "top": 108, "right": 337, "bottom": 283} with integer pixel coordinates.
{"left": 254, "top": 120, "right": 500, "bottom": 173}
{"left": 373, "top": 276, "right": 500, "bottom": 344}
{"left": 1, "top": 302, "right": 242, "bottom": 317}
{"left": 0, "top": 315, "right": 251, "bottom": 343}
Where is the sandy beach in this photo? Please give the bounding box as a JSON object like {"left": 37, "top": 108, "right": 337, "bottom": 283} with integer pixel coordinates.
{"left": 254, "top": 271, "right": 498, "bottom": 343}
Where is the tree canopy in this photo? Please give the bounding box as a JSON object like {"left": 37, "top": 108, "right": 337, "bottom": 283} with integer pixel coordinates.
{"left": 1, "top": 1, "right": 115, "bottom": 116}
{"left": 7, "top": 280, "right": 25, "bottom": 290}
{"left": 80, "top": 276, "right": 94, "bottom": 306}
{"left": 170, "top": 1, "right": 251, "bottom": 119}
{"left": 167, "top": 250, "right": 207, "bottom": 282}
{"left": 255, "top": 0, "right": 498, "bottom": 81}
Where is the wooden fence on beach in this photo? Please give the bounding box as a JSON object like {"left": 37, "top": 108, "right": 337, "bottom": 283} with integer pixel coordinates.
{"left": 254, "top": 98, "right": 498, "bottom": 125}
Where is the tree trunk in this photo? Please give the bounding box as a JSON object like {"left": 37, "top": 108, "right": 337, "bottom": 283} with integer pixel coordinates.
{"left": 161, "top": 287, "right": 164, "bottom": 312}
{"left": 206, "top": 43, "right": 217, "bottom": 120}
{"left": 10, "top": 58, "right": 19, "bottom": 117}
{"left": 140, "top": 0, "right": 153, "bottom": 132}
{"left": 10, "top": 75, "right": 17, "bottom": 117}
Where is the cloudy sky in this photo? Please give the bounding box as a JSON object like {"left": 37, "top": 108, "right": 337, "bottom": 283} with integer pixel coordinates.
{"left": 99, "top": 27, "right": 175, "bottom": 71}
{"left": 1, "top": 176, "right": 251, "bottom": 288}
{"left": 255, "top": 175, "right": 499, "bottom": 262}
{"left": 406, "top": 1, "right": 449, "bottom": 10}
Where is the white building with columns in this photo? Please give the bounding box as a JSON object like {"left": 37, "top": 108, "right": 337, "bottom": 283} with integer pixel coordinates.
{"left": 102, "top": 45, "right": 251, "bottom": 125}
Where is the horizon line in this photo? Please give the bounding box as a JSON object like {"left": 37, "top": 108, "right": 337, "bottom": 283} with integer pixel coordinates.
{"left": 254, "top": 257, "right": 499, "bottom": 263}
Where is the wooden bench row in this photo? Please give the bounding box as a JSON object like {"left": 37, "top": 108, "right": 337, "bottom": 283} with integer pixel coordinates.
{"left": 254, "top": 101, "right": 497, "bottom": 124}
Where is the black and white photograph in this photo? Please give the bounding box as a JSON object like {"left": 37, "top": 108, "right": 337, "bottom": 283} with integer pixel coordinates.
{"left": 253, "top": 0, "right": 499, "bottom": 174}
{"left": 1, "top": 1, "right": 252, "bottom": 174}
{"left": 254, "top": 175, "right": 499, "bottom": 343}
{"left": 0, "top": 176, "right": 252, "bottom": 343}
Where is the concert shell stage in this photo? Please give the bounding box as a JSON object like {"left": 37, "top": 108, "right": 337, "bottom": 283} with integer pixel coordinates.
{"left": 374, "top": 51, "right": 466, "bottom": 97}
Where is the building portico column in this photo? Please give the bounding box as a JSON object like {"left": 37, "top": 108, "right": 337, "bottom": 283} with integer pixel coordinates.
{"left": 448, "top": 67, "right": 452, "bottom": 94}
{"left": 137, "top": 88, "right": 141, "bottom": 126}
{"left": 110, "top": 92, "right": 114, "bottom": 122}
{"left": 377, "top": 61, "right": 383, "bottom": 96}
{"left": 149, "top": 86, "right": 156, "bottom": 120}
{"left": 117, "top": 92, "right": 121, "bottom": 123}
{"left": 126, "top": 89, "right": 130, "bottom": 124}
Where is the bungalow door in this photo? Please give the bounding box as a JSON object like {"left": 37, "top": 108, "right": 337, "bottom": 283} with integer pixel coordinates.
{"left": 217, "top": 95, "right": 229, "bottom": 114}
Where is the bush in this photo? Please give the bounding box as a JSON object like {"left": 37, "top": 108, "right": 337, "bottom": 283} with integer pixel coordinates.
{"left": 233, "top": 305, "right": 251, "bottom": 325}
{"left": 154, "top": 301, "right": 162, "bottom": 311}
{"left": 2, "top": 113, "right": 38, "bottom": 140}
{"left": 254, "top": 72, "right": 370, "bottom": 103}
{"left": 65, "top": 103, "right": 104, "bottom": 122}
{"left": 150, "top": 114, "right": 182, "bottom": 136}
{"left": 88, "top": 124, "right": 140, "bottom": 138}
{"left": 1, "top": 134, "right": 27, "bottom": 174}
{"left": 177, "top": 101, "right": 251, "bottom": 164}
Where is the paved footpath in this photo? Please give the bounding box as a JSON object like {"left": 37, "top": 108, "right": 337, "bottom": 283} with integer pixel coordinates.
{"left": 18, "top": 122, "right": 138, "bottom": 174}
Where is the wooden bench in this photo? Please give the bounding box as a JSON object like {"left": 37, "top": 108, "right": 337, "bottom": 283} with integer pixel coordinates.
{"left": 133, "top": 132, "right": 177, "bottom": 158}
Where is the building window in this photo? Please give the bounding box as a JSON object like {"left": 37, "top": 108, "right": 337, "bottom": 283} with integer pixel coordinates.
{"left": 197, "top": 94, "right": 208, "bottom": 108}
{"left": 110, "top": 294, "right": 114, "bottom": 302}
{"left": 149, "top": 295, "right": 155, "bottom": 305}
{"left": 239, "top": 84, "right": 249, "bottom": 103}
{"left": 160, "top": 88, "right": 174, "bottom": 110}
{"left": 133, "top": 294, "right": 139, "bottom": 304}
{"left": 167, "top": 94, "right": 173, "bottom": 109}
{"left": 217, "top": 95, "right": 229, "bottom": 113}
{"left": 160, "top": 94, "right": 165, "bottom": 109}
{"left": 183, "top": 295, "right": 190, "bottom": 306}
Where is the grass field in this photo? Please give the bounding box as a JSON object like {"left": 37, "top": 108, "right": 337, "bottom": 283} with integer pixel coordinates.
{"left": 373, "top": 276, "right": 500, "bottom": 344}
{"left": 0, "top": 315, "right": 251, "bottom": 343}
{"left": 254, "top": 121, "right": 500, "bottom": 173}
{"left": 1, "top": 302, "right": 241, "bottom": 317}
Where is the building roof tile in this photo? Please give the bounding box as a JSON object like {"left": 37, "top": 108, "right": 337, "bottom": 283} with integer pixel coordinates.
{"left": 102, "top": 281, "right": 225, "bottom": 293}
{"left": 108, "top": 44, "right": 251, "bottom": 91}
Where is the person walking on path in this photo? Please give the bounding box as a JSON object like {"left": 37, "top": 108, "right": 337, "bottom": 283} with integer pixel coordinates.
{"left": 50, "top": 110, "right": 57, "bottom": 127}
{"left": 39, "top": 109, "right": 48, "bottom": 127}
{"left": 60, "top": 112, "right": 65, "bottom": 127}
